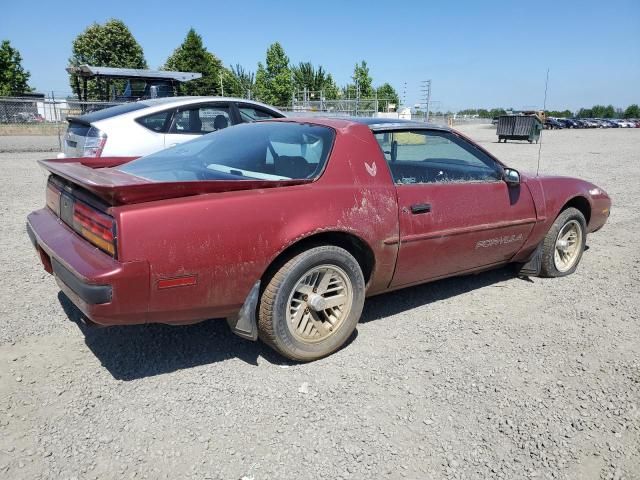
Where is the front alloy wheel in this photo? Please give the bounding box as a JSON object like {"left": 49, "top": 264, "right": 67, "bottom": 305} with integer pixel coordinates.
{"left": 540, "top": 207, "right": 587, "bottom": 277}
{"left": 553, "top": 219, "right": 584, "bottom": 272}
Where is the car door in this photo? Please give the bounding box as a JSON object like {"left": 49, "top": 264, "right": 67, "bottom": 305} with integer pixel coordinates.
{"left": 163, "top": 103, "right": 232, "bottom": 148}
{"left": 374, "top": 129, "right": 537, "bottom": 288}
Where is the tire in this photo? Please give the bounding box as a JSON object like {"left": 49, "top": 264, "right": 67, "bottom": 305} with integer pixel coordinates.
{"left": 258, "top": 246, "right": 365, "bottom": 361}
{"left": 540, "top": 207, "right": 587, "bottom": 277}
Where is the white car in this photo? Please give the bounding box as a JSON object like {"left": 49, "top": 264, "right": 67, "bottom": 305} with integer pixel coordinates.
{"left": 59, "top": 97, "right": 285, "bottom": 158}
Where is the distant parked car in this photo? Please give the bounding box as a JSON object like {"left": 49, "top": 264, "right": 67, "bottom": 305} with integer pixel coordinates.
{"left": 557, "top": 118, "right": 578, "bottom": 128}
{"left": 544, "top": 118, "right": 564, "bottom": 129}
{"left": 59, "top": 97, "right": 285, "bottom": 158}
{"left": 617, "top": 119, "right": 636, "bottom": 128}
{"left": 11, "top": 112, "right": 44, "bottom": 123}
{"left": 601, "top": 119, "right": 619, "bottom": 128}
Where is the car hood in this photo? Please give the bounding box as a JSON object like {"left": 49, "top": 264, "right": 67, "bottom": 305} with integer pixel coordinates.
{"left": 39, "top": 157, "right": 312, "bottom": 205}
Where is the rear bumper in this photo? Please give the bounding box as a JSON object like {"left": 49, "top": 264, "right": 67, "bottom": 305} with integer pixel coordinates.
{"left": 26, "top": 208, "right": 150, "bottom": 325}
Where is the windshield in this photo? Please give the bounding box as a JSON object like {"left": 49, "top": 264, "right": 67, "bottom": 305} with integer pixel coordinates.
{"left": 118, "top": 122, "right": 335, "bottom": 182}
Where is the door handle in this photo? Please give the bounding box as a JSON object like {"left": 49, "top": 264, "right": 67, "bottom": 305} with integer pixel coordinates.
{"left": 410, "top": 203, "right": 432, "bottom": 214}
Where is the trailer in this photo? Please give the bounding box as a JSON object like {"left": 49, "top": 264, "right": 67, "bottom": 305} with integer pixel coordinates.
{"left": 497, "top": 115, "right": 543, "bottom": 143}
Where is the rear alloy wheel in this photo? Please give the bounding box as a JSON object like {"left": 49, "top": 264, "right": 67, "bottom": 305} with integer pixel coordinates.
{"left": 258, "top": 246, "right": 365, "bottom": 361}
{"left": 540, "top": 207, "right": 587, "bottom": 277}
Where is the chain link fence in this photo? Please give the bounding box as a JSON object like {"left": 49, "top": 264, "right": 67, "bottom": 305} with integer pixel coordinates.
{"left": 0, "top": 95, "right": 125, "bottom": 151}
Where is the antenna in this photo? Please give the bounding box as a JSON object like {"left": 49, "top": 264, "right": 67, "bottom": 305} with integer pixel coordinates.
{"left": 536, "top": 68, "right": 549, "bottom": 176}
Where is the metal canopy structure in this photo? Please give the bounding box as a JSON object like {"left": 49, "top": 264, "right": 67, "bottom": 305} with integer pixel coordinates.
{"left": 66, "top": 65, "right": 202, "bottom": 82}
{"left": 67, "top": 65, "right": 203, "bottom": 104}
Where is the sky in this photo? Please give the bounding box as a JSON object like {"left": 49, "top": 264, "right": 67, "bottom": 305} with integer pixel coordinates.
{"left": 1, "top": 0, "right": 638, "bottom": 111}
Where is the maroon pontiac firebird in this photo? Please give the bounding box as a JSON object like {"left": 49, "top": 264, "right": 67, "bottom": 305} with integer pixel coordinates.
{"left": 27, "top": 117, "right": 611, "bottom": 360}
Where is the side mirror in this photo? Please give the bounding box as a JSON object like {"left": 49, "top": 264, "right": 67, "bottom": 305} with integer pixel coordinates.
{"left": 503, "top": 168, "right": 520, "bottom": 186}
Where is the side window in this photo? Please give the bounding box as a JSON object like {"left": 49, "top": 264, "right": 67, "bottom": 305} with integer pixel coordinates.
{"left": 265, "top": 134, "right": 326, "bottom": 178}
{"left": 374, "top": 130, "right": 501, "bottom": 184}
{"left": 136, "top": 110, "right": 172, "bottom": 132}
{"left": 170, "top": 105, "right": 231, "bottom": 134}
{"left": 238, "top": 106, "right": 280, "bottom": 122}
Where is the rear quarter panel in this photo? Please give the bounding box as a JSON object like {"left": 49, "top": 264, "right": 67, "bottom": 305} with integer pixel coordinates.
{"left": 98, "top": 116, "right": 165, "bottom": 157}
{"left": 113, "top": 123, "right": 399, "bottom": 321}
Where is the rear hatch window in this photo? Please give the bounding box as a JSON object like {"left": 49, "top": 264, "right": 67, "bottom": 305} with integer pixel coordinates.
{"left": 118, "top": 122, "right": 335, "bottom": 182}
{"left": 68, "top": 102, "right": 148, "bottom": 124}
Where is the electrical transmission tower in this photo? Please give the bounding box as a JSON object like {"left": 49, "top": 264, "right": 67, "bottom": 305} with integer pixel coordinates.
{"left": 420, "top": 80, "right": 432, "bottom": 122}
{"left": 402, "top": 82, "right": 407, "bottom": 108}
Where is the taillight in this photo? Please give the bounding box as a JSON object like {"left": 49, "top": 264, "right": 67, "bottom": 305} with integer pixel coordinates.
{"left": 44, "top": 177, "right": 117, "bottom": 257}
{"left": 83, "top": 126, "right": 107, "bottom": 157}
{"left": 72, "top": 201, "right": 117, "bottom": 256}
{"left": 46, "top": 183, "right": 61, "bottom": 215}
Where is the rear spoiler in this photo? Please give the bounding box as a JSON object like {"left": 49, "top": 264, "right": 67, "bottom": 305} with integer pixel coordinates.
{"left": 66, "top": 116, "right": 91, "bottom": 126}
{"left": 45, "top": 156, "right": 138, "bottom": 168}
{"left": 39, "top": 157, "right": 312, "bottom": 205}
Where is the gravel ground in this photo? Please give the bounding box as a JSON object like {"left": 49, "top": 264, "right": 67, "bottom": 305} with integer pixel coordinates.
{"left": 0, "top": 135, "right": 61, "bottom": 153}
{"left": 1, "top": 125, "right": 638, "bottom": 480}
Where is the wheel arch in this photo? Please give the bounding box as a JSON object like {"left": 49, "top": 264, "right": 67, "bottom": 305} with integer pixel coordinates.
{"left": 560, "top": 195, "right": 591, "bottom": 225}
{"left": 260, "top": 231, "right": 376, "bottom": 288}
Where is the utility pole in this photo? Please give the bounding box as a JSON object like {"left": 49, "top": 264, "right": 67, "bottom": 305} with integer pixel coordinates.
{"left": 420, "top": 80, "right": 432, "bottom": 122}
{"left": 219, "top": 72, "right": 224, "bottom": 96}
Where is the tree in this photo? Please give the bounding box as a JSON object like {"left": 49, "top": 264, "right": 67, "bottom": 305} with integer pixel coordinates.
{"left": 375, "top": 83, "right": 400, "bottom": 111}
{"left": 226, "top": 64, "right": 255, "bottom": 98}
{"left": 69, "top": 19, "right": 147, "bottom": 100}
{"left": 323, "top": 74, "right": 340, "bottom": 100}
{"left": 0, "top": 40, "right": 32, "bottom": 96}
{"left": 254, "top": 42, "right": 293, "bottom": 107}
{"left": 291, "top": 62, "right": 339, "bottom": 100}
{"left": 577, "top": 105, "right": 617, "bottom": 118}
{"left": 624, "top": 104, "right": 639, "bottom": 118}
{"left": 547, "top": 109, "right": 573, "bottom": 118}
{"left": 488, "top": 108, "right": 507, "bottom": 118}
{"left": 164, "top": 28, "right": 225, "bottom": 96}
{"left": 350, "top": 60, "right": 373, "bottom": 98}
{"left": 292, "top": 62, "right": 320, "bottom": 93}
{"left": 576, "top": 107, "right": 592, "bottom": 118}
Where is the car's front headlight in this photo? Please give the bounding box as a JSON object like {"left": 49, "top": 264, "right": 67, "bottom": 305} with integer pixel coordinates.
{"left": 589, "top": 187, "right": 608, "bottom": 197}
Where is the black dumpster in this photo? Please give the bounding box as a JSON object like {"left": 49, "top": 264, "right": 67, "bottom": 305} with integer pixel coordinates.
{"left": 497, "top": 115, "right": 543, "bottom": 143}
